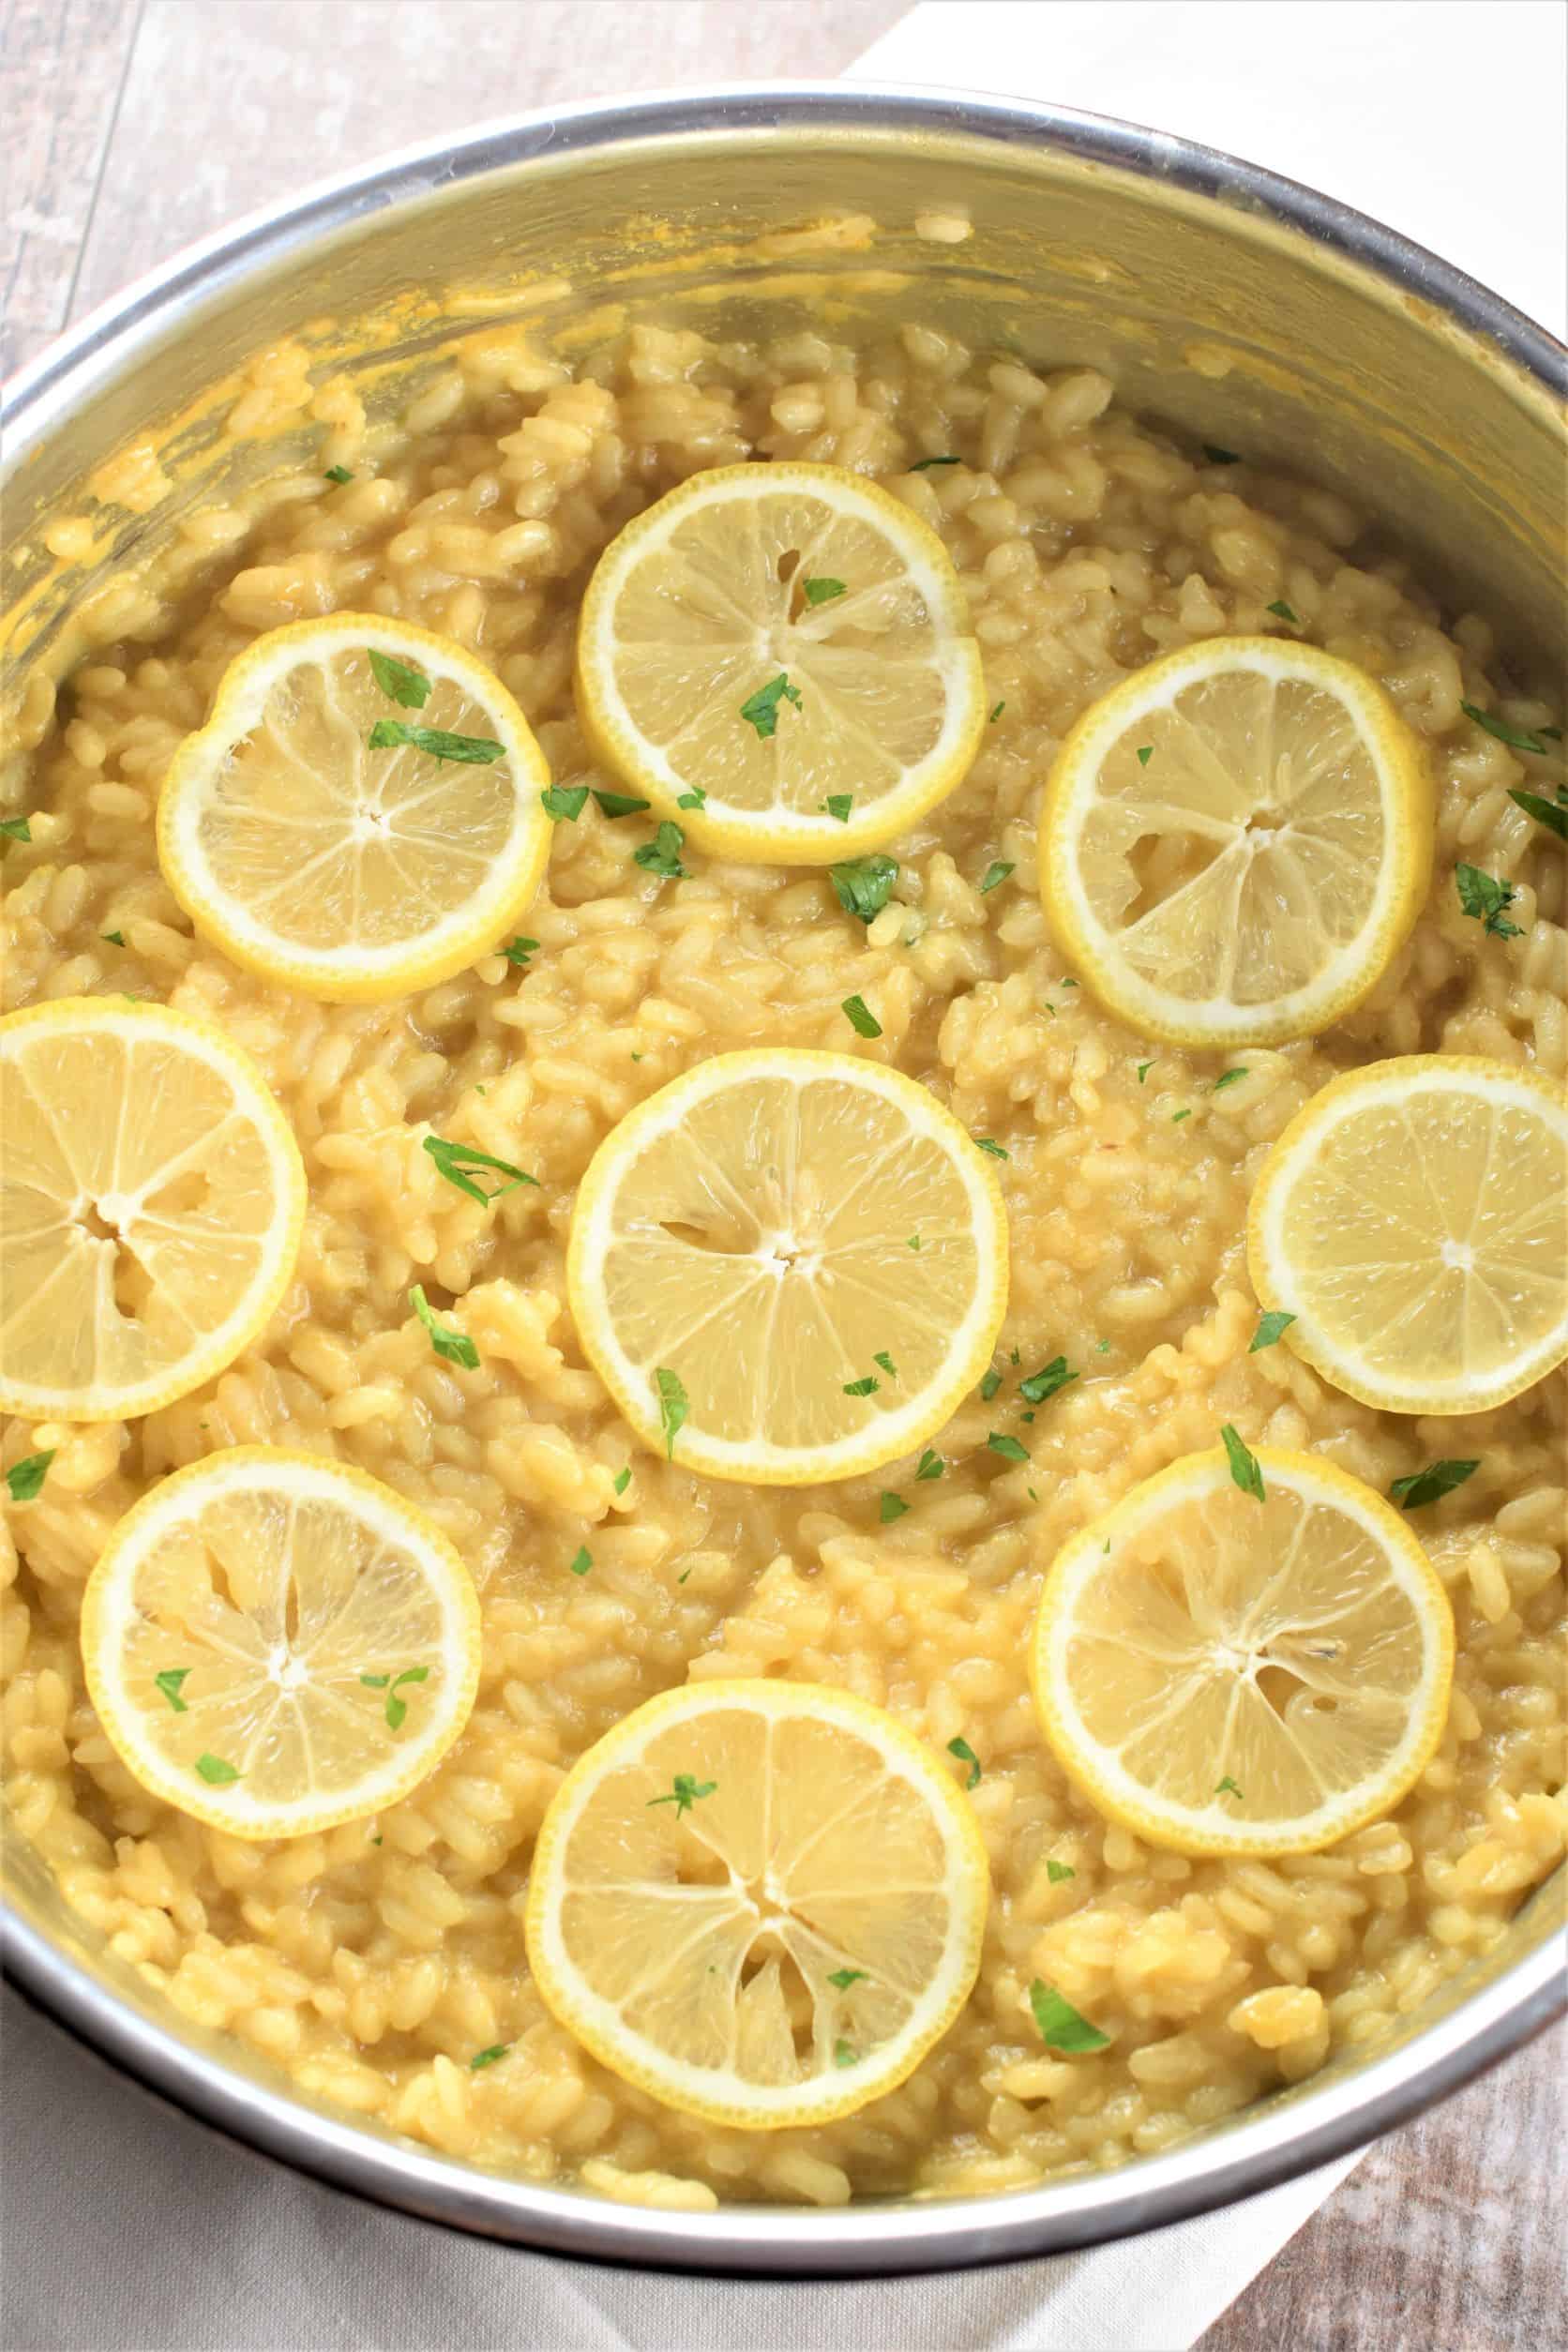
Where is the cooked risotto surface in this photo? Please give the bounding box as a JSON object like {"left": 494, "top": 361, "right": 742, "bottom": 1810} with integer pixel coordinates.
{"left": 3, "top": 317, "right": 1564, "bottom": 2209}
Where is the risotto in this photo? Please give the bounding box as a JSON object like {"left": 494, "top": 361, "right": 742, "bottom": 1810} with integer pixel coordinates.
{"left": 2, "top": 313, "right": 1564, "bottom": 2211}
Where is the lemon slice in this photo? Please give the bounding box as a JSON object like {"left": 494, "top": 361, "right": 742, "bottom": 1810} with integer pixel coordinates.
{"left": 1031, "top": 1447, "right": 1454, "bottom": 1857}
{"left": 525, "top": 1678, "right": 989, "bottom": 2129}
{"left": 0, "top": 998, "right": 305, "bottom": 1423}
{"left": 1247, "top": 1054, "right": 1568, "bottom": 1415}
{"left": 157, "top": 614, "right": 552, "bottom": 1001}
{"left": 566, "top": 1048, "right": 1008, "bottom": 1485}
{"left": 1039, "top": 638, "right": 1433, "bottom": 1046}
{"left": 575, "top": 461, "right": 986, "bottom": 863}
{"left": 80, "top": 1446, "right": 481, "bottom": 1837}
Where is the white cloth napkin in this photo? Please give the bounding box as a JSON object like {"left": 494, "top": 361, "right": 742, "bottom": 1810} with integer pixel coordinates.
{"left": 4, "top": 8, "right": 1561, "bottom": 2349}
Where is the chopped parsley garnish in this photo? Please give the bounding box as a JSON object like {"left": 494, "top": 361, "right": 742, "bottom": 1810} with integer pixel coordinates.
{"left": 1266, "top": 599, "right": 1301, "bottom": 626}
{"left": 802, "top": 577, "right": 847, "bottom": 606}
{"left": 1390, "top": 1457, "right": 1480, "bottom": 1510}
{"left": 612, "top": 1468, "right": 631, "bottom": 1496}
{"left": 830, "top": 854, "right": 898, "bottom": 924}
{"left": 1249, "top": 1309, "right": 1297, "bottom": 1352}
{"left": 503, "top": 936, "right": 538, "bottom": 967}
{"left": 368, "top": 648, "right": 431, "bottom": 708}
{"left": 195, "top": 1754, "right": 241, "bottom": 1786}
{"left": 1095, "top": 1337, "right": 1110, "bottom": 1352}
{"left": 568, "top": 1546, "right": 593, "bottom": 1577}
{"left": 988, "top": 701, "right": 1005, "bottom": 723}
{"left": 324, "top": 464, "right": 354, "bottom": 484}
{"left": 1461, "top": 701, "right": 1550, "bottom": 756}
{"left": 102, "top": 930, "right": 125, "bottom": 946}
{"left": 834, "top": 2039, "right": 859, "bottom": 2067}
{"left": 908, "top": 1235, "right": 922, "bottom": 1251}
{"left": 1508, "top": 788, "right": 1568, "bottom": 841}
{"left": 409, "top": 1284, "right": 478, "bottom": 1369}
{"left": 843, "top": 1374, "right": 881, "bottom": 1398}
{"left": 873, "top": 1350, "right": 897, "bottom": 1380}
{"left": 841, "top": 993, "right": 882, "bottom": 1038}
{"left": 879, "top": 1491, "right": 909, "bottom": 1523}
{"left": 1046, "top": 1858, "right": 1075, "bottom": 1884}
{"left": 915, "top": 1450, "right": 944, "bottom": 1481}
{"left": 633, "top": 822, "right": 688, "bottom": 880}
{"left": 1455, "top": 865, "right": 1523, "bottom": 938}
{"left": 1135, "top": 745, "right": 1153, "bottom": 768}
{"left": 154, "top": 1666, "right": 190, "bottom": 1712}
{"left": 827, "top": 1968, "right": 867, "bottom": 1989}
{"left": 979, "top": 1369, "right": 1003, "bottom": 1402}
{"left": 1216, "top": 1774, "right": 1244, "bottom": 1799}
{"left": 648, "top": 1773, "right": 716, "bottom": 1815}
{"left": 947, "top": 1736, "right": 981, "bottom": 1789}
{"left": 1171, "top": 1108, "right": 1191, "bottom": 1123}
{"left": 1019, "top": 1356, "right": 1077, "bottom": 1407}
{"left": 423, "top": 1134, "right": 538, "bottom": 1206}
{"left": 5, "top": 1451, "right": 53, "bottom": 1502}
{"left": 739, "top": 672, "right": 802, "bottom": 739}
{"left": 978, "top": 860, "right": 1015, "bottom": 895}
{"left": 0, "top": 817, "right": 33, "bottom": 843}
{"left": 1029, "top": 1980, "right": 1109, "bottom": 2054}
{"left": 367, "top": 719, "right": 504, "bottom": 762}
{"left": 1136, "top": 1061, "right": 1153, "bottom": 1083}
{"left": 540, "top": 783, "right": 590, "bottom": 822}
{"left": 592, "top": 789, "right": 652, "bottom": 820}
{"left": 1212, "top": 1068, "right": 1248, "bottom": 1092}
{"left": 359, "top": 1665, "right": 429, "bottom": 1730}
{"left": 676, "top": 785, "right": 707, "bottom": 810}
{"left": 822, "top": 793, "right": 853, "bottom": 823}
{"left": 1202, "top": 445, "right": 1241, "bottom": 465}
{"left": 470, "top": 2044, "right": 510, "bottom": 2070}
{"left": 974, "top": 1137, "right": 1008, "bottom": 1159}
{"left": 1220, "top": 1425, "right": 1265, "bottom": 1500}
{"left": 988, "top": 1432, "right": 1029, "bottom": 1463}
{"left": 911, "top": 455, "right": 959, "bottom": 471}
{"left": 654, "top": 1366, "right": 688, "bottom": 1458}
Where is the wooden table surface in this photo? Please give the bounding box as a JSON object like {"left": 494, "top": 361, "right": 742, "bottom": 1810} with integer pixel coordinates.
{"left": 3, "top": 5, "right": 1562, "bottom": 2346}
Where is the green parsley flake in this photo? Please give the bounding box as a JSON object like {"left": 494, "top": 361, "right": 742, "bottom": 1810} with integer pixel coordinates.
{"left": 1135, "top": 745, "right": 1153, "bottom": 767}
{"left": 648, "top": 1773, "right": 716, "bottom": 1815}
{"left": 102, "top": 930, "right": 125, "bottom": 946}
{"left": 633, "top": 822, "right": 688, "bottom": 880}
{"left": 1462, "top": 701, "right": 1550, "bottom": 756}
{"left": 739, "top": 673, "right": 803, "bottom": 739}
{"left": 195, "top": 1754, "right": 241, "bottom": 1786}
{"left": 988, "top": 701, "right": 1005, "bottom": 723}
{"left": 1046, "top": 1858, "right": 1076, "bottom": 1884}
{"left": 979, "top": 1369, "right": 1003, "bottom": 1402}
{"left": 470, "top": 2044, "right": 510, "bottom": 2070}
{"left": 979, "top": 860, "right": 1015, "bottom": 895}
{"left": 873, "top": 1350, "right": 897, "bottom": 1380}
{"left": 1215, "top": 1774, "right": 1244, "bottom": 1800}
{"left": 359, "top": 1665, "right": 429, "bottom": 1730}
{"left": 1508, "top": 788, "right": 1568, "bottom": 842}
{"left": 654, "top": 1366, "right": 688, "bottom": 1458}
{"left": 822, "top": 793, "right": 853, "bottom": 823}
{"left": 1202, "top": 445, "right": 1241, "bottom": 465}
{"left": 1137, "top": 1061, "right": 1153, "bottom": 1083}
{"left": 154, "top": 1666, "right": 190, "bottom": 1712}
{"left": 1172, "top": 1108, "right": 1193, "bottom": 1123}
{"left": 5, "top": 1451, "right": 53, "bottom": 1502}
{"left": 592, "top": 789, "right": 652, "bottom": 820}
{"left": 324, "top": 465, "right": 354, "bottom": 485}
{"left": 540, "top": 784, "right": 589, "bottom": 822}
{"left": 1455, "top": 864, "right": 1524, "bottom": 938}
{"left": 802, "top": 577, "right": 847, "bottom": 606}
{"left": 827, "top": 1968, "right": 867, "bottom": 1989}
{"left": 915, "top": 1450, "right": 944, "bottom": 1482}
{"left": 1019, "top": 1356, "right": 1078, "bottom": 1406}
{"left": 947, "top": 1736, "right": 982, "bottom": 1789}
{"left": 367, "top": 719, "right": 504, "bottom": 763}
{"left": 830, "top": 854, "right": 898, "bottom": 924}
{"left": 676, "top": 785, "right": 707, "bottom": 810}
{"left": 368, "top": 648, "right": 431, "bottom": 708}
{"left": 974, "top": 1137, "right": 1008, "bottom": 1159}
{"left": 988, "top": 1432, "right": 1029, "bottom": 1463}
{"left": 1248, "top": 1310, "right": 1297, "bottom": 1352}
{"left": 0, "top": 817, "right": 33, "bottom": 843}
{"left": 911, "top": 455, "right": 959, "bottom": 471}
{"left": 880, "top": 1491, "right": 909, "bottom": 1524}
{"left": 1029, "top": 1979, "right": 1109, "bottom": 2053}
{"left": 423, "top": 1134, "right": 537, "bottom": 1206}
{"left": 908, "top": 1235, "right": 922, "bottom": 1252}
{"left": 612, "top": 1468, "right": 631, "bottom": 1497}
{"left": 503, "top": 936, "right": 538, "bottom": 967}
{"left": 841, "top": 993, "right": 882, "bottom": 1038}
{"left": 1266, "top": 599, "right": 1301, "bottom": 626}
{"left": 1390, "top": 1458, "right": 1480, "bottom": 1510}
{"left": 843, "top": 1374, "right": 881, "bottom": 1398}
{"left": 1220, "top": 1424, "right": 1265, "bottom": 1501}
{"left": 568, "top": 1546, "right": 593, "bottom": 1577}
{"left": 834, "top": 2039, "right": 859, "bottom": 2067}
{"left": 1212, "top": 1068, "right": 1248, "bottom": 1093}
{"left": 408, "top": 1284, "right": 479, "bottom": 1369}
